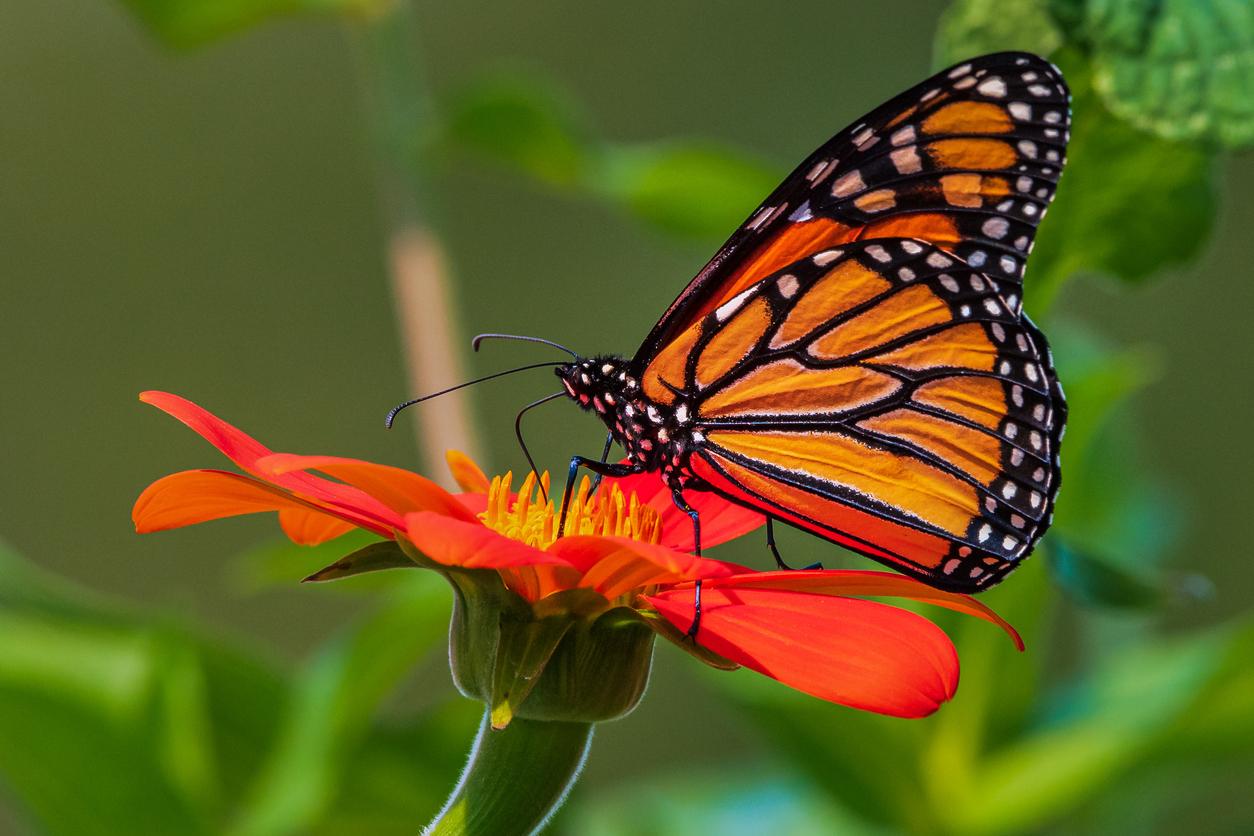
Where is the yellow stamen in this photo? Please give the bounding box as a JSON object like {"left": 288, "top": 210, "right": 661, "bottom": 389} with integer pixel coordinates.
{"left": 479, "top": 472, "right": 662, "bottom": 549}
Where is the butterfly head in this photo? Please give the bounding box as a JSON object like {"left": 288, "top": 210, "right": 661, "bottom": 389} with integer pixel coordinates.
{"left": 556, "top": 356, "right": 639, "bottom": 417}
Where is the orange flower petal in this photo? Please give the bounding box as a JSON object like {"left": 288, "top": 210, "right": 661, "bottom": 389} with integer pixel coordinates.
{"left": 648, "top": 586, "right": 959, "bottom": 717}
{"left": 134, "top": 469, "right": 311, "bottom": 532}
{"left": 549, "top": 536, "right": 743, "bottom": 600}
{"left": 706, "top": 570, "right": 1022, "bottom": 650}
{"left": 260, "top": 454, "right": 477, "bottom": 524}
{"left": 278, "top": 508, "right": 356, "bottom": 546}
{"left": 403, "top": 511, "right": 580, "bottom": 574}
{"left": 602, "top": 469, "right": 765, "bottom": 550}
{"left": 140, "top": 392, "right": 399, "bottom": 525}
{"left": 446, "top": 450, "right": 491, "bottom": 494}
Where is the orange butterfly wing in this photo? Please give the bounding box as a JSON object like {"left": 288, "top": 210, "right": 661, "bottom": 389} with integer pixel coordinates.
{"left": 634, "top": 52, "right": 1069, "bottom": 369}
{"left": 651, "top": 238, "right": 1064, "bottom": 592}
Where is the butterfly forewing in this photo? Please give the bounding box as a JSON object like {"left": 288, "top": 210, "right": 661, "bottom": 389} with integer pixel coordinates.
{"left": 634, "top": 52, "right": 1069, "bottom": 366}
{"left": 650, "top": 238, "right": 1064, "bottom": 592}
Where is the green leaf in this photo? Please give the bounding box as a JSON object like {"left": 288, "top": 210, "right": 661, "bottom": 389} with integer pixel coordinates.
{"left": 118, "top": 0, "right": 392, "bottom": 48}
{"left": 228, "top": 574, "right": 452, "bottom": 835}
{"left": 302, "top": 540, "right": 419, "bottom": 583}
{"left": 234, "top": 529, "right": 380, "bottom": 593}
{"left": 1026, "top": 52, "right": 1217, "bottom": 311}
{"left": 600, "top": 142, "right": 780, "bottom": 241}
{"left": 563, "top": 769, "right": 877, "bottom": 836}
{"left": 934, "top": 0, "right": 1064, "bottom": 69}
{"left": 442, "top": 72, "right": 783, "bottom": 243}
{"left": 0, "top": 540, "right": 286, "bottom": 834}
{"left": 709, "top": 669, "right": 935, "bottom": 832}
{"left": 442, "top": 72, "right": 597, "bottom": 188}
{"left": 947, "top": 628, "right": 1227, "bottom": 834}
{"left": 1084, "top": 0, "right": 1254, "bottom": 147}
{"left": 1045, "top": 539, "right": 1167, "bottom": 609}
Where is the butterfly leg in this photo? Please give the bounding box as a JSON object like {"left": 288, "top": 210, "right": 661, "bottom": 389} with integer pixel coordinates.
{"left": 588, "top": 432, "right": 615, "bottom": 495}
{"left": 670, "top": 489, "right": 704, "bottom": 640}
{"left": 766, "top": 517, "right": 823, "bottom": 571}
{"left": 557, "top": 455, "right": 642, "bottom": 537}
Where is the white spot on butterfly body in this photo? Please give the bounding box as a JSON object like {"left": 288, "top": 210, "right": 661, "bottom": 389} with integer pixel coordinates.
{"left": 1044, "top": 110, "right": 1063, "bottom": 123}
{"left": 891, "top": 125, "right": 916, "bottom": 146}
{"left": 927, "top": 251, "right": 954, "bottom": 268}
{"left": 1028, "top": 84, "right": 1051, "bottom": 97}
{"left": 890, "top": 146, "right": 923, "bottom": 174}
{"left": 999, "top": 255, "right": 1018, "bottom": 274}
{"left": 978, "top": 524, "right": 992, "bottom": 543}
{"left": 982, "top": 217, "right": 1010, "bottom": 239}
{"left": 992, "top": 323, "right": 1006, "bottom": 342}
{"left": 954, "top": 76, "right": 977, "bottom": 90}
{"left": 1008, "top": 102, "right": 1032, "bottom": 121}
{"left": 714, "top": 287, "right": 755, "bottom": 322}
{"left": 1018, "top": 140, "right": 1039, "bottom": 159}
{"left": 901, "top": 240, "right": 924, "bottom": 254}
{"left": 898, "top": 267, "right": 916, "bottom": 281}
{"left": 675, "top": 404, "right": 690, "bottom": 424}
{"left": 777, "top": 273, "right": 800, "bottom": 298}
{"left": 1017, "top": 175, "right": 1033, "bottom": 192}
{"left": 853, "top": 127, "right": 878, "bottom": 150}
{"left": 601, "top": 363, "right": 615, "bottom": 375}
{"left": 832, "top": 170, "right": 865, "bottom": 198}
{"left": 866, "top": 245, "right": 891, "bottom": 263}
{"left": 968, "top": 250, "right": 988, "bottom": 268}
{"left": 1025, "top": 363, "right": 1040, "bottom": 383}
{"left": 970, "top": 275, "right": 986, "bottom": 292}
{"left": 921, "top": 87, "right": 942, "bottom": 102}
{"left": 949, "top": 63, "right": 972, "bottom": 78}
{"left": 1011, "top": 514, "right": 1026, "bottom": 529}
{"left": 1003, "top": 535, "right": 1018, "bottom": 551}
{"left": 1030, "top": 491, "right": 1042, "bottom": 508}
{"left": 1011, "top": 448, "right": 1024, "bottom": 466}
{"left": 1003, "top": 483, "right": 1017, "bottom": 499}
{"left": 812, "top": 249, "right": 844, "bottom": 266}
{"left": 1012, "top": 384, "right": 1024, "bottom": 407}
{"left": 977, "top": 77, "right": 1007, "bottom": 97}
{"left": 940, "top": 274, "right": 960, "bottom": 293}
{"left": 805, "top": 158, "right": 838, "bottom": 183}
{"left": 788, "top": 201, "right": 815, "bottom": 222}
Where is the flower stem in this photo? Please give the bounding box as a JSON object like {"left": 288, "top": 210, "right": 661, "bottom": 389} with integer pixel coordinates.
{"left": 424, "top": 711, "right": 594, "bottom": 836}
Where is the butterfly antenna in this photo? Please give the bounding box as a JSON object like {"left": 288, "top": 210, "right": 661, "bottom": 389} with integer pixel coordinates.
{"left": 514, "top": 391, "right": 566, "bottom": 501}
{"left": 472, "top": 332, "right": 579, "bottom": 358}
{"left": 385, "top": 361, "right": 566, "bottom": 428}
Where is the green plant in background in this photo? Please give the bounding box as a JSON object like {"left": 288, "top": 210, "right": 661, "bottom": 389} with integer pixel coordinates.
{"left": 2, "top": 0, "right": 1251, "bottom": 833}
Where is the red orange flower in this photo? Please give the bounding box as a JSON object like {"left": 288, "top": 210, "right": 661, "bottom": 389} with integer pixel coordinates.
{"left": 134, "top": 390, "right": 1020, "bottom": 719}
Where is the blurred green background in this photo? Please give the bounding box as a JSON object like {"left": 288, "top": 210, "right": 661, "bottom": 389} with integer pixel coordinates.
{"left": 2, "top": 0, "right": 1253, "bottom": 833}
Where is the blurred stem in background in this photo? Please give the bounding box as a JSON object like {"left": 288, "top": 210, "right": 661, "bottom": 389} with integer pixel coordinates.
{"left": 351, "top": 0, "right": 481, "bottom": 479}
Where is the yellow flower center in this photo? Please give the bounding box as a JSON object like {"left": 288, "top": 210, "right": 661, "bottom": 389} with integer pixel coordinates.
{"left": 479, "top": 471, "right": 662, "bottom": 550}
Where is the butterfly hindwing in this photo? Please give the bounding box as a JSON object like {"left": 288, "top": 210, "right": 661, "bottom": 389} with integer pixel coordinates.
{"left": 634, "top": 52, "right": 1069, "bottom": 366}
{"left": 645, "top": 238, "right": 1064, "bottom": 592}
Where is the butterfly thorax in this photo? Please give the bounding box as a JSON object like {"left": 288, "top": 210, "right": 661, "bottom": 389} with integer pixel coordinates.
{"left": 556, "top": 356, "right": 698, "bottom": 487}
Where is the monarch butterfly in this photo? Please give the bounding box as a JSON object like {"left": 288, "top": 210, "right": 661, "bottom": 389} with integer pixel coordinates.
{"left": 396, "top": 52, "right": 1069, "bottom": 626}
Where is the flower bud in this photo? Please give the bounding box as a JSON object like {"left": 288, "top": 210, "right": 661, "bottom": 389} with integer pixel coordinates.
{"left": 446, "top": 572, "right": 655, "bottom": 729}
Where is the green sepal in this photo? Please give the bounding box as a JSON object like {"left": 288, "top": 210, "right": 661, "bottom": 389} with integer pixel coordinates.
{"left": 642, "top": 610, "right": 741, "bottom": 671}
{"left": 301, "top": 540, "right": 419, "bottom": 583}
{"left": 443, "top": 570, "right": 656, "bottom": 726}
